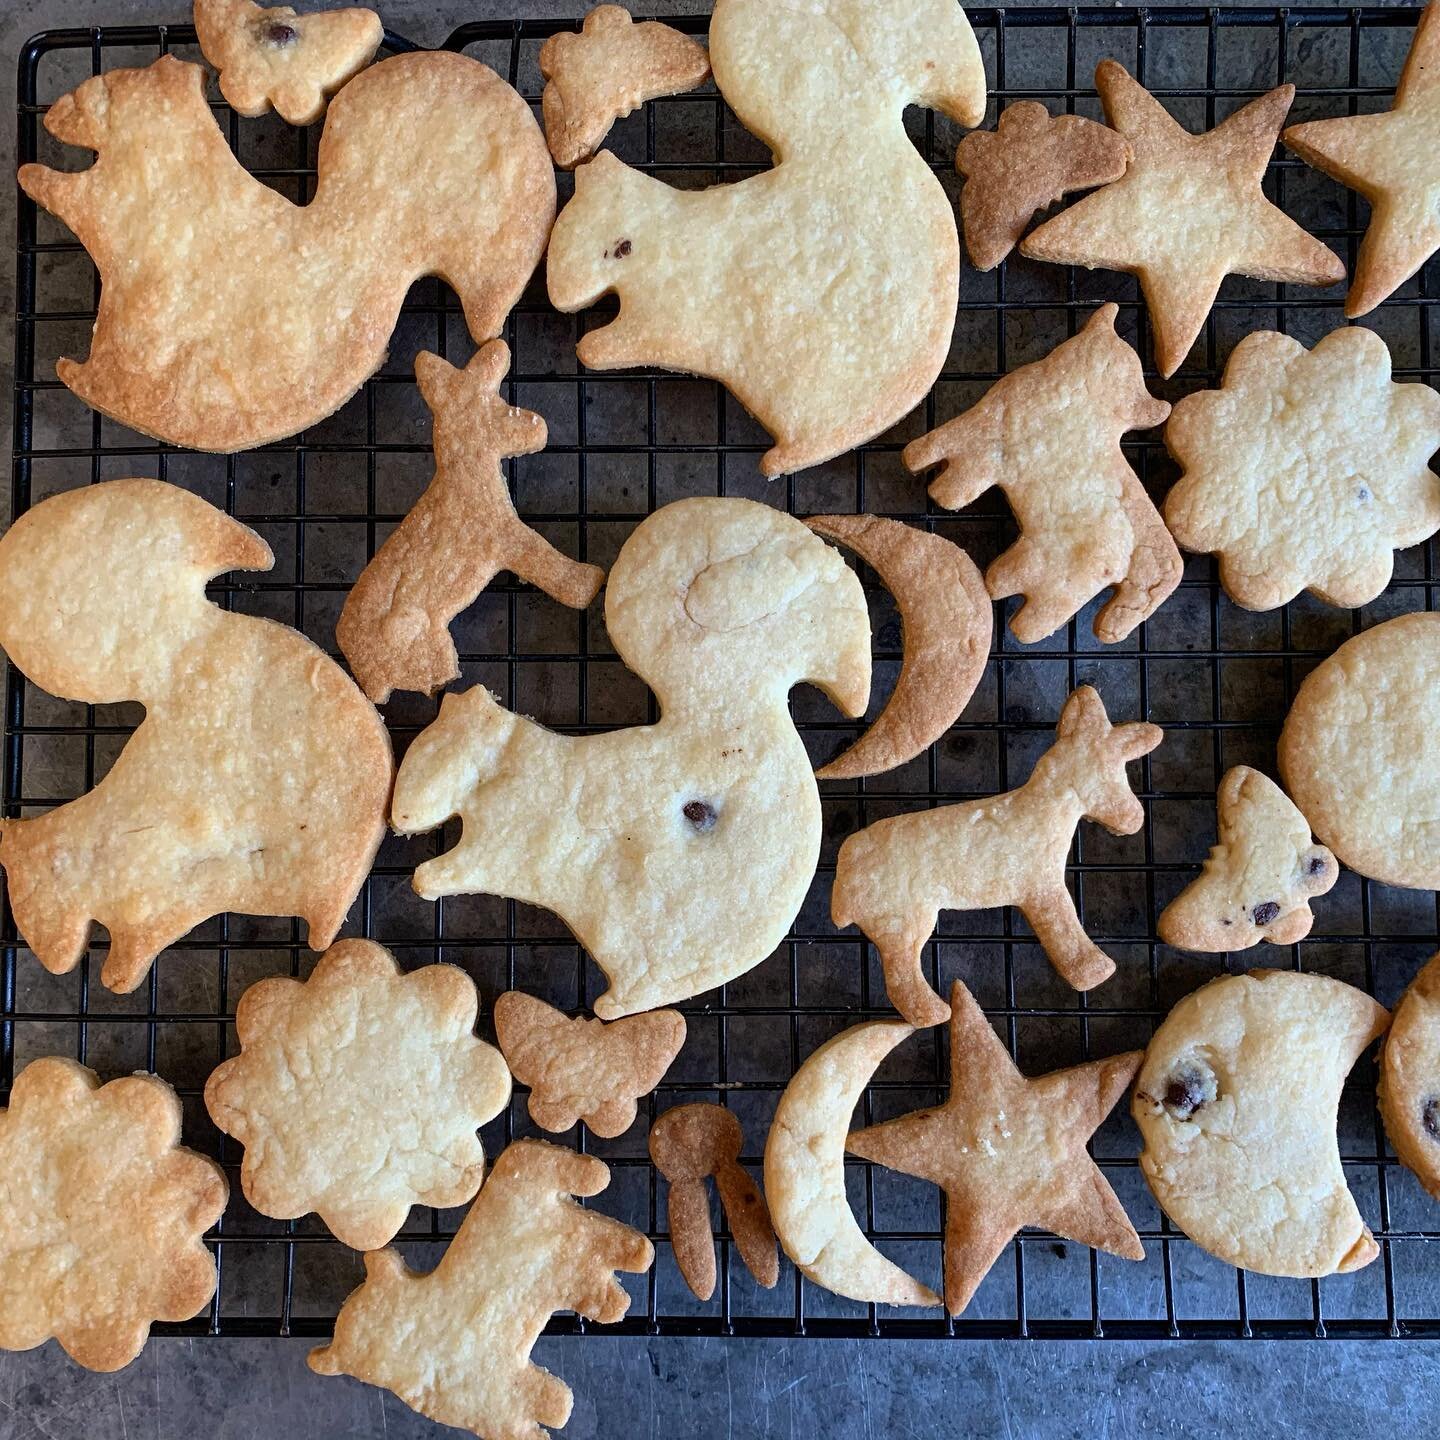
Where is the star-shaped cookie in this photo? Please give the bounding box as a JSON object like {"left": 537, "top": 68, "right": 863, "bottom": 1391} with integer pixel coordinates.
{"left": 1284, "top": 3, "right": 1440, "bottom": 316}
{"left": 1022, "top": 61, "right": 1345, "bottom": 376}
{"left": 846, "top": 981, "right": 1143, "bottom": 1315}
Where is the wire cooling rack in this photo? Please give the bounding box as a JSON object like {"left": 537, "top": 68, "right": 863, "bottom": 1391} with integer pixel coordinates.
{"left": 6, "top": 5, "right": 1440, "bottom": 1345}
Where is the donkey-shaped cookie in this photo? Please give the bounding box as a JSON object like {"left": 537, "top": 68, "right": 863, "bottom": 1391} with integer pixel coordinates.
{"left": 832, "top": 687, "right": 1162, "bottom": 1027}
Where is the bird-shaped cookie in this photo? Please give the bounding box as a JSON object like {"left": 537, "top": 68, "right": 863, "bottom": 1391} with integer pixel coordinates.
{"left": 391, "top": 498, "right": 872, "bottom": 1018}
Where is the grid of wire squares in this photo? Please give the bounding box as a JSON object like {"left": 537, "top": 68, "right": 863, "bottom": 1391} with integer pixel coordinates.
{"left": 7, "top": 6, "right": 1440, "bottom": 1342}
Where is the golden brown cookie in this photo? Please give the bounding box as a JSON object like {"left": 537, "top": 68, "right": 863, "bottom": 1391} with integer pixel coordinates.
{"left": 493, "top": 991, "right": 685, "bottom": 1138}
{"left": 1379, "top": 952, "right": 1440, "bottom": 1201}
{"left": 1022, "top": 62, "right": 1344, "bottom": 377}
{"left": 540, "top": 5, "right": 711, "bottom": 168}
{"left": 956, "top": 101, "right": 1131, "bottom": 270}
{"left": 337, "top": 343, "right": 605, "bottom": 704}
{"left": 0, "top": 480, "right": 391, "bottom": 994}
{"left": 0, "top": 1057, "right": 227, "bottom": 1372}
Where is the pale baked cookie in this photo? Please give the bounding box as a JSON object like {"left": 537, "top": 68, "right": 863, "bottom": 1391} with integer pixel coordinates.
{"left": 0, "top": 480, "right": 391, "bottom": 994}
{"left": 309, "top": 1141, "right": 653, "bottom": 1440}
{"left": 391, "top": 497, "right": 871, "bottom": 1019}
{"left": 804, "top": 515, "right": 991, "bottom": 780}
{"left": 956, "top": 101, "right": 1131, "bottom": 270}
{"left": 1158, "top": 767, "right": 1338, "bottom": 952}
{"left": 547, "top": 0, "right": 986, "bottom": 478}
{"left": 1378, "top": 953, "right": 1440, "bottom": 1201}
{"left": 205, "top": 940, "right": 511, "bottom": 1251}
{"left": 18, "top": 52, "right": 554, "bottom": 451}
{"left": 194, "top": 0, "right": 382, "bottom": 126}
{"left": 1022, "top": 62, "right": 1344, "bottom": 377}
{"left": 540, "top": 5, "right": 711, "bottom": 169}
{"left": 1164, "top": 327, "right": 1440, "bottom": 611}
{"left": 493, "top": 991, "right": 686, "bottom": 1138}
{"left": 1133, "top": 970, "right": 1389, "bottom": 1277}
{"left": 848, "top": 981, "right": 1144, "bottom": 1316}
{"left": 903, "top": 303, "right": 1178, "bottom": 645}
{"left": 337, "top": 343, "right": 605, "bottom": 704}
{"left": 1278, "top": 612, "right": 1440, "bottom": 891}
{"left": 1285, "top": 3, "right": 1440, "bottom": 316}
{"left": 0, "top": 1057, "right": 227, "bottom": 1372}
{"left": 649, "top": 1104, "right": 778, "bottom": 1300}
{"left": 832, "top": 686, "right": 1161, "bottom": 1027}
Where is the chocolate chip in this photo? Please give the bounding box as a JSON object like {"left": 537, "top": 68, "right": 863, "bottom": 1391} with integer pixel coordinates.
{"left": 614, "top": 238, "right": 632, "bottom": 258}
{"left": 1162, "top": 1068, "right": 1210, "bottom": 1121}
{"left": 682, "top": 800, "right": 716, "bottom": 832}
{"left": 1357, "top": 486, "right": 1372, "bottom": 502}
{"left": 265, "top": 21, "right": 298, "bottom": 44}
{"left": 1424, "top": 1098, "right": 1440, "bottom": 1141}
{"left": 1251, "top": 900, "right": 1281, "bottom": 926}
{"left": 1307, "top": 855, "right": 1327, "bottom": 876}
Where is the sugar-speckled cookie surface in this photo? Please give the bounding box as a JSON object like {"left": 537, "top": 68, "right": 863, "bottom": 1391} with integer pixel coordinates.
{"left": 1379, "top": 952, "right": 1440, "bottom": 1201}
{"left": 1278, "top": 612, "right": 1440, "bottom": 891}
{"left": 205, "top": 940, "right": 511, "bottom": 1251}
{"left": 0, "top": 1057, "right": 227, "bottom": 1372}
{"left": 1134, "top": 970, "right": 1389, "bottom": 1277}
{"left": 1164, "top": 327, "right": 1440, "bottom": 610}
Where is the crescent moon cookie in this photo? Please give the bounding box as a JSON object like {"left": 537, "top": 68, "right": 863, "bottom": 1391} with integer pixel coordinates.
{"left": 903, "top": 303, "right": 1179, "bottom": 645}
{"left": 1158, "top": 767, "right": 1339, "bottom": 953}
{"left": 390, "top": 497, "right": 871, "bottom": 1019}
{"left": 546, "top": 0, "right": 986, "bottom": 478}
{"left": 0, "top": 1057, "right": 227, "bottom": 1373}
{"left": 204, "top": 940, "right": 511, "bottom": 1251}
{"left": 1379, "top": 953, "right": 1440, "bottom": 1201}
{"left": 804, "top": 515, "right": 991, "bottom": 780}
{"left": 539, "top": 5, "right": 711, "bottom": 169}
{"left": 848, "top": 982, "right": 1144, "bottom": 1317}
{"left": 310, "top": 1141, "right": 654, "bottom": 1440}
{"left": 1164, "top": 327, "right": 1440, "bottom": 611}
{"left": 0, "top": 480, "right": 392, "bottom": 995}
{"left": 1133, "top": 970, "right": 1390, "bottom": 1278}
{"left": 17, "top": 51, "right": 554, "bottom": 451}
{"left": 1278, "top": 612, "right": 1440, "bottom": 891}
{"left": 1284, "top": 2, "right": 1440, "bottom": 316}
{"left": 194, "top": 0, "right": 383, "bottom": 126}
{"left": 1021, "top": 62, "right": 1344, "bottom": 378}
{"left": 956, "top": 101, "right": 1132, "bottom": 271}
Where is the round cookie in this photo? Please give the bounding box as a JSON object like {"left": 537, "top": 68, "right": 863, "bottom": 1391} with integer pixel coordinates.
{"left": 1278, "top": 612, "right": 1440, "bottom": 890}
{"left": 1133, "top": 970, "right": 1390, "bottom": 1277}
{"left": 1379, "top": 952, "right": 1440, "bottom": 1201}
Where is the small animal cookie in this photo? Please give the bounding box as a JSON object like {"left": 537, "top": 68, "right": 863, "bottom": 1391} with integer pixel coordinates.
{"left": 649, "top": 1103, "right": 778, "bottom": 1300}
{"left": 1278, "top": 612, "right": 1440, "bottom": 891}
{"left": 309, "top": 1140, "right": 654, "bottom": 1440}
{"left": 1022, "top": 62, "right": 1344, "bottom": 377}
{"left": 205, "top": 939, "right": 511, "bottom": 1251}
{"left": 493, "top": 991, "right": 686, "bottom": 1138}
{"left": 1133, "top": 970, "right": 1389, "bottom": 1277}
{"left": 391, "top": 497, "right": 871, "bottom": 1019}
{"left": 903, "top": 303, "right": 1179, "bottom": 644}
{"left": 1164, "top": 327, "right": 1440, "bottom": 611}
{"left": 337, "top": 343, "right": 605, "bottom": 704}
{"left": 956, "top": 101, "right": 1132, "bottom": 270}
{"left": 832, "top": 686, "right": 1161, "bottom": 1027}
{"left": 1284, "top": 1, "right": 1440, "bottom": 316}
{"left": 848, "top": 982, "right": 1144, "bottom": 1315}
{"left": 194, "top": 0, "right": 383, "bottom": 126}
{"left": 539, "top": 5, "right": 711, "bottom": 169}
{"left": 1378, "top": 952, "right": 1440, "bottom": 1201}
{"left": 1158, "top": 767, "right": 1339, "bottom": 952}
{"left": 18, "top": 51, "right": 554, "bottom": 450}
{"left": 804, "top": 514, "right": 991, "bottom": 780}
{"left": 0, "top": 480, "right": 391, "bottom": 994}
{"left": 546, "top": 0, "right": 987, "bottom": 477}
{"left": 0, "top": 1057, "right": 227, "bottom": 1372}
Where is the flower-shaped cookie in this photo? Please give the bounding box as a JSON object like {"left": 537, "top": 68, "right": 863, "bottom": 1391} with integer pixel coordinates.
{"left": 1164, "top": 326, "right": 1440, "bottom": 610}
{"left": 0, "top": 1057, "right": 227, "bottom": 1371}
{"left": 205, "top": 939, "right": 511, "bottom": 1250}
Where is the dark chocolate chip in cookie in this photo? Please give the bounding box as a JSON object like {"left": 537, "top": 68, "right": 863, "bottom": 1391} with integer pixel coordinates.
{"left": 1424, "top": 1097, "right": 1440, "bottom": 1141}
{"left": 265, "top": 22, "right": 298, "bottom": 45}
{"left": 682, "top": 799, "right": 717, "bottom": 832}
{"left": 1251, "top": 900, "right": 1281, "bottom": 926}
{"left": 1162, "top": 1067, "right": 1210, "bottom": 1121}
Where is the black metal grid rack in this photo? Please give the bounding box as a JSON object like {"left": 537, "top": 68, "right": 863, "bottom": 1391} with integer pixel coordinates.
{"left": 7, "top": 6, "right": 1440, "bottom": 1345}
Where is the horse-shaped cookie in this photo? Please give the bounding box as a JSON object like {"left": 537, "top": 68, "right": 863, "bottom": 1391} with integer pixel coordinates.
{"left": 547, "top": 0, "right": 987, "bottom": 477}
{"left": 832, "top": 686, "right": 1161, "bottom": 1027}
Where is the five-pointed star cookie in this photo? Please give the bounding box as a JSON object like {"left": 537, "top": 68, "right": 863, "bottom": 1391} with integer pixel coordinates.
{"left": 846, "top": 981, "right": 1144, "bottom": 1316}
{"left": 1284, "top": 2, "right": 1440, "bottom": 316}
{"left": 1022, "top": 61, "right": 1345, "bottom": 376}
